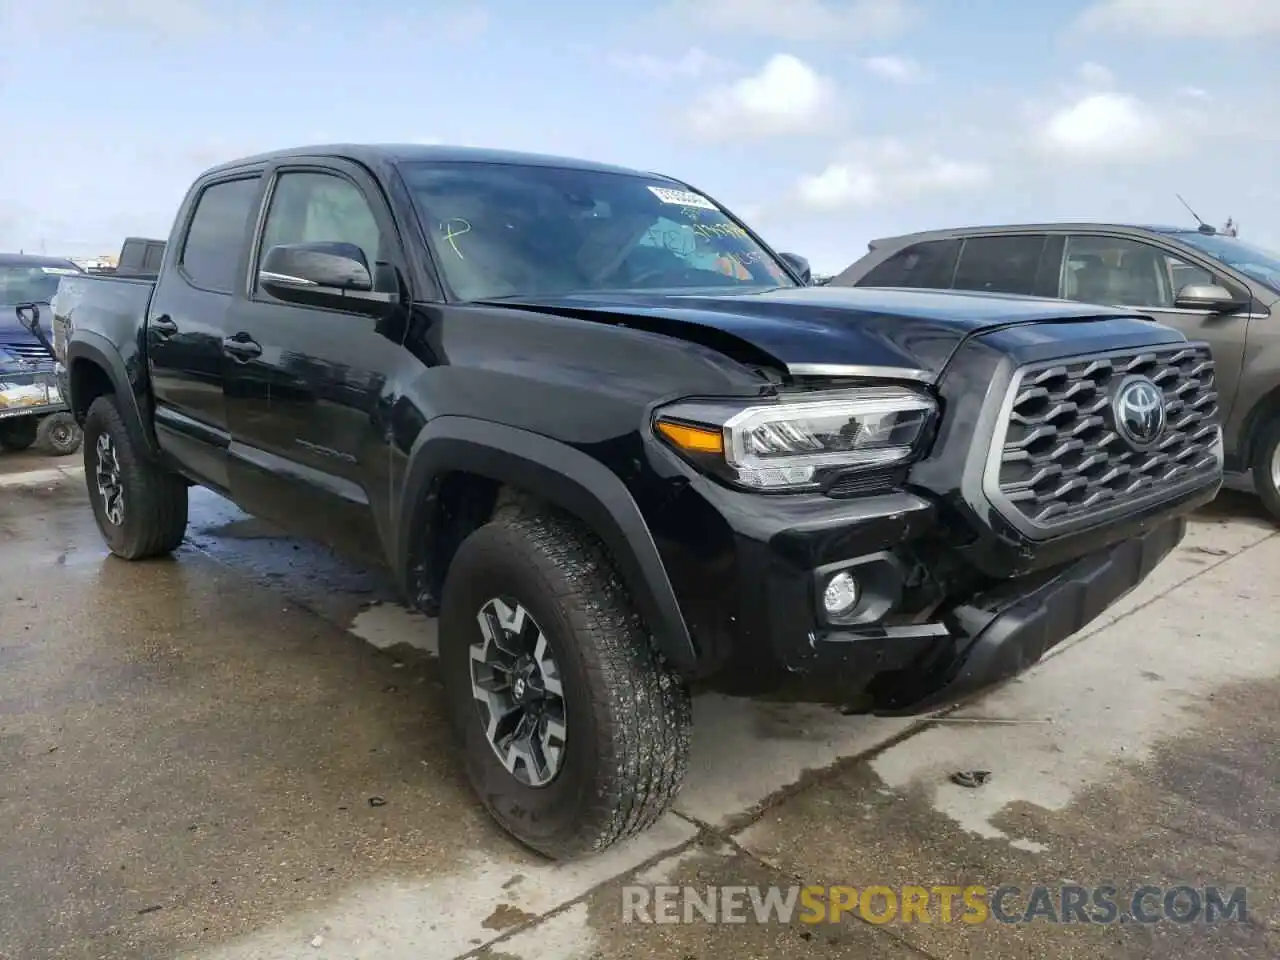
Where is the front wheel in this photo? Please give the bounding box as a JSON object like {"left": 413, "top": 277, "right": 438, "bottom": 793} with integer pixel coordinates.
{"left": 83, "top": 395, "right": 189, "bottom": 559}
{"left": 438, "top": 508, "right": 692, "bottom": 860}
{"left": 0, "top": 417, "right": 38, "bottom": 452}
{"left": 1252, "top": 417, "right": 1280, "bottom": 523}
{"left": 36, "top": 412, "right": 82, "bottom": 456}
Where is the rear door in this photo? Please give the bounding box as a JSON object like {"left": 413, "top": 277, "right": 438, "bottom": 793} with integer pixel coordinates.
{"left": 222, "top": 161, "right": 411, "bottom": 563}
{"left": 146, "top": 174, "right": 264, "bottom": 492}
{"left": 1058, "top": 232, "right": 1250, "bottom": 421}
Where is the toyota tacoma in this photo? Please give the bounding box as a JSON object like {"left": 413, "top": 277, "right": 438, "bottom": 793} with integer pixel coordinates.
{"left": 48, "top": 144, "right": 1223, "bottom": 859}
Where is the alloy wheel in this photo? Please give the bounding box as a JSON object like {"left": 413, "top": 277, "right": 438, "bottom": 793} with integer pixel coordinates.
{"left": 470, "top": 597, "right": 567, "bottom": 787}
{"left": 94, "top": 433, "right": 125, "bottom": 526}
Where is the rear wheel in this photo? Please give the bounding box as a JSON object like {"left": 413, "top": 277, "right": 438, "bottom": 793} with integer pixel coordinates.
{"left": 438, "top": 508, "right": 692, "bottom": 860}
{"left": 0, "top": 417, "right": 38, "bottom": 452}
{"left": 83, "top": 395, "right": 189, "bottom": 559}
{"left": 1252, "top": 418, "right": 1280, "bottom": 523}
{"left": 36, "top": 412, "right": 82, "bottom": 456}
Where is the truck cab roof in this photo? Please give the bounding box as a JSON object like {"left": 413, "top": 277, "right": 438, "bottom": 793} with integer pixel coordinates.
{"left": 201, "top": 142, "right": 682, "bottom": 182}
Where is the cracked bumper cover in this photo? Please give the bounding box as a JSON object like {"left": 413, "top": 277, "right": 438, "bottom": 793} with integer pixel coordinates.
{"left": 859, "top": 516, "right": 1183, "bottom": 715}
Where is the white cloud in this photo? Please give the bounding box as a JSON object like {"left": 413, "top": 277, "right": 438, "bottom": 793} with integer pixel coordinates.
{"left": 666, "top": 0, "right": 917, "bottom": 43}
{"left": 795, "top": 138, "right": 990, "bottom": 210}
{"left": 685, "top": 54, "right": 838, "bottom": 141}
{"left": 862, "top": 55, "right": 925, "bottom": 83}
{"left": 1077, "top": 0, "right": 1280, "bottom": 38}
{"left": 1036, "top": 91, "right": 1167, "bottom": 162}
{"left": 10, "top": 0, "right": 226, "bottom": 37}
{"left": 610, "top": 47, "right": 728, "bottom": 81}
{"left": 1076, "top": 61, "right": 1114, "bottom": 87}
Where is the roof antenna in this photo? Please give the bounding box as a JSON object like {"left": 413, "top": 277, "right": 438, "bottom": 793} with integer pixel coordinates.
{"left": 1176, "top": 193, "right": 1216, "bottom": 235}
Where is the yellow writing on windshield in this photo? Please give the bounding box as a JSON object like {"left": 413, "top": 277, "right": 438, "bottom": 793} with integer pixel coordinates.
{"left": 691, "top": 222, "right": 748, "bottom": 241}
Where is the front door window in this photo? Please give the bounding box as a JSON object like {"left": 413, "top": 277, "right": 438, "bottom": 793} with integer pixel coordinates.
{"left": 1062, "top": 235, "right": 1215, "bottom": 308}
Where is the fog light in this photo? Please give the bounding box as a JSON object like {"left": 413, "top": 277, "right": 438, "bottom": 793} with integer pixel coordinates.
{"left": 822, "top": 571, "right": 860, "bottom": 618}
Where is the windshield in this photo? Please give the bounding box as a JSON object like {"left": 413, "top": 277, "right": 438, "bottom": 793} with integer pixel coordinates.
{"left": 0, "top": 262, "right": 80, "bottom": 305}
{"left": 399, "top": 161, "right": 794, "bottom": 301}
{"left": 1172, "top": 232, "right": 1280, "bottom": 293}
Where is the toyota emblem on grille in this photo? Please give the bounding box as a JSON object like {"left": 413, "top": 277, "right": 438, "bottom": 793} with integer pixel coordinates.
{"left": 1113, "top": 376, "right": 1166, "bottom": 448}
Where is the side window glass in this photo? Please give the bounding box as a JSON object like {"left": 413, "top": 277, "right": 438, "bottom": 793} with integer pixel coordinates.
{"left": 1063, "top": 235, "right": 1214, "bottom": 308}
{"left": 180, "top": 178, "right": 261, "bottom": 293}
{"left": 859, "top": 239, "right": 960, "bottom": 288}
{"left": 1166, "top": 255, "right": 1214, "bottom": 295}
{"left": 258, "top": 172, "right": 390, "bottom": 295}
{"left": 143, "top": 244, "right": 164, "bottom": 272}
{"left": 952, "top": 235, "right": 1047, "bottom": 296}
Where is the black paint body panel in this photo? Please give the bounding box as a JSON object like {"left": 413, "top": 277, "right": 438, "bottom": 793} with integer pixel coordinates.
{"left": 54, "top": 143, "right": 1224, "bottom": 709}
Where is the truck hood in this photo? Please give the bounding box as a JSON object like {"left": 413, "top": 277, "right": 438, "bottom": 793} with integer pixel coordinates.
{"left": 486, "top": 285, "right": 1144, "bottom": 380}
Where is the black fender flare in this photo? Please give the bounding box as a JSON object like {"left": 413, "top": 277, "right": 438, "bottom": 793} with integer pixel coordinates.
{"left": 396, "top": 416, "right": 698, "bottom": 671}
{"left": 65, "top": 333, "right": 160, "bottom": 459}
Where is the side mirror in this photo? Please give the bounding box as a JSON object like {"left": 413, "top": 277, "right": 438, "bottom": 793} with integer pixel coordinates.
{"left": 778, "top": 252, "right": 812, "bottom": 285}
{"left": 1174, "top": 283, "right": 1246, "bottom": 314}
{"left": 259, "top": 242, "right": 395, "bottom": 314}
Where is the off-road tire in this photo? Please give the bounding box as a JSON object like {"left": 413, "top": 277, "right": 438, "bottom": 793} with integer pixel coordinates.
{"left": 0, "top": 417, "right": 38, "bottom": 452}
{"left": 83, "top": 395, "right": 189, "bottom": 559}
{"left": 1252, "top": 417, "right": 1280, "bottom": 523}
{"left": 438, "top": 508, "right": 692, "bottom": 860}
{"left": 36, "top": 411, "right": 82, "bottom": 456}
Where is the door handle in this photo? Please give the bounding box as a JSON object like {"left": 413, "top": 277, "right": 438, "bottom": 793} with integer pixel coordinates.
{"left": 151, "top": 315, "right": 178, "bottom": 336}
{"left": 222, "top": 333, "right": 262, "bottom": 361}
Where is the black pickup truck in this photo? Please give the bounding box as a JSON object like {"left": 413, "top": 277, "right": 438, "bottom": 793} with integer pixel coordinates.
{"left": 49, "top": 144, "right": 1223, "bottom": 859}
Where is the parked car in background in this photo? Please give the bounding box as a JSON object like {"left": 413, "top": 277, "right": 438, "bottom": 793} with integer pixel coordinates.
{"left": 50, "top": 146, "right": 1220, "bottom": 858}
{"left": 0, "top": 254, "right": 83, "bottom": 454}
{"left": 832, "top": 223, "right": 1280, "bottom": 519}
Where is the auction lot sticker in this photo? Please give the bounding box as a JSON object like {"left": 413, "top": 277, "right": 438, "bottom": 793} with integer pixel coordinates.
{"left": 647, "top": 186, "right": 718, "bottom": 210}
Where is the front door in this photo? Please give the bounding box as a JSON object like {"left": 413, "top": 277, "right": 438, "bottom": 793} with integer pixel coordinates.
{"left": 222, "top": 163, "right": 410, "bottom": 564}
{"left": 1059, "top": 233, "right": 1250, "bottom": 421}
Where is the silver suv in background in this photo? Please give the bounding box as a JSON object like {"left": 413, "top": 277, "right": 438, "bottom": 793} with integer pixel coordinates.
{"left": 831, "top": 223, "right": 1280, "bottom": 520}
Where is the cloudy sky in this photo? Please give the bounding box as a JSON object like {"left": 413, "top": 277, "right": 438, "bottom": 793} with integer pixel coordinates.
{"left": 1, "top": 0, "right": 1277, "bottom": 272}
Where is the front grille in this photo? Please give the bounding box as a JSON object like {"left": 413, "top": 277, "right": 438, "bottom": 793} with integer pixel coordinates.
{"left": 989, "top": 343, "right": 1219, "bottom": 531}
{"left": 1, "top": 338, "right": 54, "bottom": 363}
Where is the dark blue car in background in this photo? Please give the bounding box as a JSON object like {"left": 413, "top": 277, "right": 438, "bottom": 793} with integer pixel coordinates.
{"left": 0, "top": 253, "right": 84, "bottom": 454}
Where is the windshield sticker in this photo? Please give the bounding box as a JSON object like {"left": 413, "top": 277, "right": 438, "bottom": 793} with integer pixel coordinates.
{"left": 691, "top": 222, "right": 749, "bottom": 241}
{"left": 647, "top": 186, "right": 718, "bottom": 211}
{"left": 40, "top": 266, "right": 79, "bottom": 275}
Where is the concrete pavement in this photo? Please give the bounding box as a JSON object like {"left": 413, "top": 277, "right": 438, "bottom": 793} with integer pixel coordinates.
{"left": 1, "top": 449, "right": 1276, "bottom": 959}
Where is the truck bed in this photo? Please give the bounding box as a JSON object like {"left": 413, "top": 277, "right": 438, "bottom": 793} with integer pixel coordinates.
{"left": 50, "top": 273, "right": 155, "bottom": 363}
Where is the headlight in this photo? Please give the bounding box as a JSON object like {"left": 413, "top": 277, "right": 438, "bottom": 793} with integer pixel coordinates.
{"left": 654, "top": 388, "right": 937, "bottom": 492}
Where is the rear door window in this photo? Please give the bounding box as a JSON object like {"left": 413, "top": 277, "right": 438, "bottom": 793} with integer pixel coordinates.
{"left": 858, "top": 239, "right": 960, "bottom": 288}
{"left": 180, "top": 177, "right": 262, "bottom": 294}
{"left": 142, "top": 243, "right": 165, "bottom": 272}
{"left": 952, "top": 235, "right": 1048, "bottom": 296}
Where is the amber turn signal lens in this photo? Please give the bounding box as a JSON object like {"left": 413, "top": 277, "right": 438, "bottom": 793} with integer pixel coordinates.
{"left": 656, "top": 419, "right": 724, "bottom": 454}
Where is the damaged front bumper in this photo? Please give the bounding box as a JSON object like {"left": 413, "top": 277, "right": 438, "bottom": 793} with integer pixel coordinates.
{"left": 856, "top": 517, "right": 1182, "bottom": 714}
